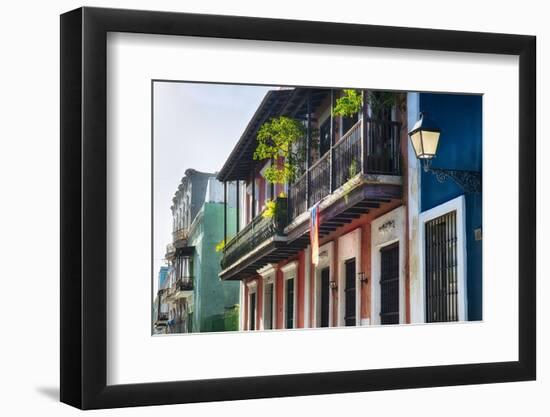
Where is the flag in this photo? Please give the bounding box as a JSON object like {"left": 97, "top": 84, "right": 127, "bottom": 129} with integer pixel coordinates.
{"left": 310, "top": 203, "right": 320, "bottom": 266}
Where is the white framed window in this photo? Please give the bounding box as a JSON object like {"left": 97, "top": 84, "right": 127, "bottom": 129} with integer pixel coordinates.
{"left": 337, "top": 229, "right": 361, "bottom": 327}
{"left": 281, "top": 261, "right": 298, "bottom": 329}
{"left": 418, "top": 195, "right": 468, "bottom": 322}
{"left": 258, "top": 264, "right": 277, "bottom": 330}
{"left": 313, "top": 242, "right": 334, "bottom": 328}
{"left": 371, "top": 206, "right": 406, "bottom": 326}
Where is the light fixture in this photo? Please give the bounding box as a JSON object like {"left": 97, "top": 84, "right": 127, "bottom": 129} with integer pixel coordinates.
{"left": 408, "top": 112, "right": 441, "bottom": 160}
{"left": 329, "top": 280, "right": 338, "bottom": 290}
{"left": 358, "top": 272, "right": 368, "bottom": 285}
{"left": 408, "top": 112, "right": 481, "bottom": 193}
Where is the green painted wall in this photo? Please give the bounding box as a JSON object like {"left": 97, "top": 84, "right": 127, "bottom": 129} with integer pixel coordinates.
{"left": 188, "top": 202, "right": 239, "bottom": 332}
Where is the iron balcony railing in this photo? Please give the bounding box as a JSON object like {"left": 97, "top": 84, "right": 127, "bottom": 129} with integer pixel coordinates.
{"left": 288, "top": 118, "right": 401, "bottom": 221}
{"left": 157, "top": 312, "right": 169, "bottom": 322}
{"left": 175, "top": 276, "right": 194, "bottom": 292}
{"left": 165, "top": 276, "right": 194, "bottom": 298}
{"left": 221, "top": 197, "right": 288, "bottom": 269}
{"left": 289, "top": 172, "right": 308, "bottom": 221}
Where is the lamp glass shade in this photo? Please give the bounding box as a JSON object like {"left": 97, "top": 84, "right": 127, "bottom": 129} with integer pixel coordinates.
{"left": 410, "top": 130, "right": 424, "bottom": 158}
{"left": 410, "top": 129, "right": 440, "bottom": 159}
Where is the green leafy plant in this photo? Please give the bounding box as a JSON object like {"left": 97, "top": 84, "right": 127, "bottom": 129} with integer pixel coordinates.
{"left": 215, "top": 239, "right": 225, "bottom": 253}
{"left": 253, "top": 116, "right": 306, "bottom": 184}
{"left": 262, "top": 199, "right": 278, "bottom": 219}
{"left": 333, "top": 89, "right": 363, "bottom": 117}
{"left": 368, "top": 91, "right": 403, "bottom": 116}
{"left": 332, "top": 90, "right": 404, "bottom": 118}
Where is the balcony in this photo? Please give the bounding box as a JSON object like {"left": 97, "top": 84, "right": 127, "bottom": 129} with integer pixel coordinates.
{"left": 220, "top": 197, "right": 288, "bottom": 277}
{"left": 219, "top": 118, "right": 402, "bottom": 281}
{"left": 165, "top": 277, "right": 194, "bottom": 301}
{"left": 176, "top": 277, "right": 194, "bottom": 291}
{"left": 165, "top": 243, "right": 175, "bottom": 258}
{"left": 154, "top": 312, "right": 169, "bottom": 327}
{"left": 172, "top": 228, "right": 188, "bottom": 244}
{"left": 288, "top": 118, "right": 401, "bottom": 221}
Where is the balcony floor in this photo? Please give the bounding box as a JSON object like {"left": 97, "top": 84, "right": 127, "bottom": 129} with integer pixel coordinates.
{"left": 220, "top": 174, "right": 401, "bottom": 281}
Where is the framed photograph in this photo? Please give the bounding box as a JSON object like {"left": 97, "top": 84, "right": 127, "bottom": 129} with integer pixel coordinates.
{"left": 60, "top": 6, "right": 536, "bottom": 410}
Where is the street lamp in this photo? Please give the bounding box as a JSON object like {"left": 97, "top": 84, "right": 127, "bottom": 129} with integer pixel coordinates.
{"left": 408, "top": 112, "right": 481, "bottom": 193}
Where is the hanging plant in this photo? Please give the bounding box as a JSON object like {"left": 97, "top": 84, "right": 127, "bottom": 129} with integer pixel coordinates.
{"left": 368, "top": 91, "right": 405, "bottom": 116}
{"left": 253, "top": 116, "right": 306, "bottom": 184}
{"left": 332, "top": 90, "right": 404, "bottom": 118}
{"left": 332, "top": 89, "right": 363, "bottom": 117}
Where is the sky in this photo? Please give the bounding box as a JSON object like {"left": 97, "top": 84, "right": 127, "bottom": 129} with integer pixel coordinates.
{"left": 153, "top": 81, "right": 273, "bottom": 294}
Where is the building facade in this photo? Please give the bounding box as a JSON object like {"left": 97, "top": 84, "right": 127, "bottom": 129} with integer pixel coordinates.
{"left": 217, "top": 88, "right": 482, "bottom": 331}
{"left": 153, "top": 266, "right": 171, "bottom": 333}
{"left": 159, "top": 169, "right": 240, "bottom": 333}
{"left": 217, "top": 88, "right": 410, "bottom": 330}
{"left": 408, "top": 92, "right": 483, "bottom": 323}
{"left": 186, "top": 177, "right": 240, "bottom": 332}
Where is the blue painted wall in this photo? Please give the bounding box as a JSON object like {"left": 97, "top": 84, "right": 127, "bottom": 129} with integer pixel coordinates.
{"left": 419, "top": 93, "right": 483, "bottom": 321}
{"left": 158, "top": 266, "right": 169, "bottom": 288}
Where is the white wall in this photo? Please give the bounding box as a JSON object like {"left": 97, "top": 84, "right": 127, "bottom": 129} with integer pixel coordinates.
{"left": 0, "top": 1, "right": 546, "bottom": 416}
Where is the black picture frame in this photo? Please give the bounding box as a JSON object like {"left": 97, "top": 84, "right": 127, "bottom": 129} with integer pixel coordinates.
{"left": 60, "top": 6, "right": 536, "bottom": 410}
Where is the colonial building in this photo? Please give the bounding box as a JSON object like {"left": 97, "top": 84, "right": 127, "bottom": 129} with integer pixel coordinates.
{"left": 217, "top": 88, "right": 409, "bottom": 330}
{"left": 407, "top": 92, "right": 483, "bottom": 323}
{"left": 217, "top": 88, "right": 482, "bottom": 331}
{"left": 161, "top": 169, "right": 240, "bottom": 333}
{"left": 153, "top": 266, "right": 170, "bottom": 333}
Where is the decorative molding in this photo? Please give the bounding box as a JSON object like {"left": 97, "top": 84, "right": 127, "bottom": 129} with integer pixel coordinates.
{"left": 378, "top": 219, "right": 395, "bottom": 234}
{"left": 257, "top": 263, "right": 277, "bottom": 278}
{"left": 281, "top": 260, "right": 298, "bottom": 275}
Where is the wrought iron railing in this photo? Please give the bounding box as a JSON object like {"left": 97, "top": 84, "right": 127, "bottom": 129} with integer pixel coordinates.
{"left": 308, "top": 151, "right": 331, "bottom": 207}
{"left": 333, "top": 120, "right": 363, "bottom": 190}
{"left": 288, "top": 118, "right": 401, "bottom": 221}
{"left": 165, "top": 276, "right": 194, "bottom": 298}
{"left": 288, "top": 173, "right": 307, "bottom": 221}
{"left": 175, "top": 276, "right": 194, "bottom": 291}
{"left": 364, "top": 118, "right": 401, "bottom": 175}
{"left": 221, "top": 197, "right": 288, "bottom": 269}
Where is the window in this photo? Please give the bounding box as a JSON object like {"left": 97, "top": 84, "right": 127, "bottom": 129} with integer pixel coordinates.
{"left": 424, "top": 211, "right": 458, "bottom": 323}
{"left": 285, "top": 278, "right": 295, "bottom": 329}
{"left": 344, "top": 258, "right": 356, "bottom": 326}
{"left": 281, "top": 261, "right": 298, "bottom": 329}
{"left": 263, "top": 282, "right": 274, "bottom": 330}
{"left": 380, "top": 243, "right": 400, "bottom": 325}
{"left": 249, "top": 290, "right": 257, "bottom": 330}
{"left": 320, "top": 267, "right": 330, "bottom": 327}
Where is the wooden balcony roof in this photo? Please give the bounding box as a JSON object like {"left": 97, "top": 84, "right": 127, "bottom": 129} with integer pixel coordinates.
{"left": 217, "top": 87, "right": 331, "bottom": 182}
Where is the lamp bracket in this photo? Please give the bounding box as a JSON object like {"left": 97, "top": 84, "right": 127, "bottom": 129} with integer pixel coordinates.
{"left": 423, "top": 162, "right": 482, "bottom": 193}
